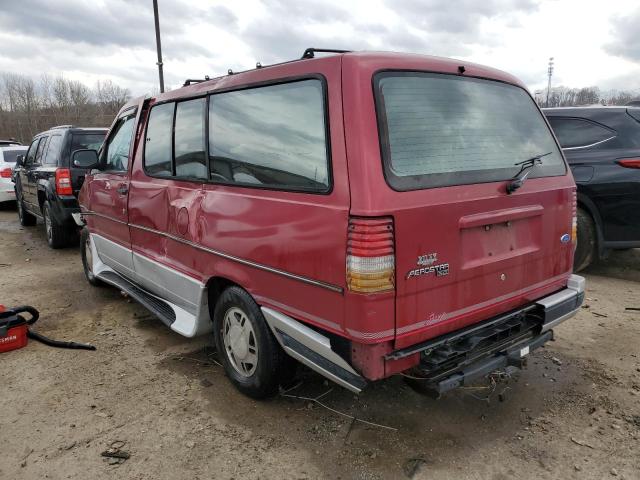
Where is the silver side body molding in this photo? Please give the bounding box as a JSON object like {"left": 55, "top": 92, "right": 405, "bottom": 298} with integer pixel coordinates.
{"left": 90, "top": 233, "right": 211, "bottom": 337}
{"left": 261, "top": 307, "right": 367, "bottom": 393}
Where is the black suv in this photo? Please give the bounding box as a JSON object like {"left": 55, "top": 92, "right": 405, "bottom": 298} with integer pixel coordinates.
{"left": 13, "top": 125, "right": 107, "bottom": 248}
{"left": 543, "top": 107, "right": 640, "bottom": 270}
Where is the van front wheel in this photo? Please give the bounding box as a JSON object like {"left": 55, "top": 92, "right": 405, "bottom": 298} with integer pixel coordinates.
{"left": 213, "top": 286, "right": 287, "bottom": 399}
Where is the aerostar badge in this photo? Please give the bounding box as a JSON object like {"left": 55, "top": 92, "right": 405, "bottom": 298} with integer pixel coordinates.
{"left": 407, "top": 253, "right": 450, "bottom": 279}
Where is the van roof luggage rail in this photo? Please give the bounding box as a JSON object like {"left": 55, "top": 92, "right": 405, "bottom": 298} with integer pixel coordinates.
{"left": 183, "top": 77, "right": 210, "bottom": 86}
{"left": 301, "top": 48, "right": 351, "bottom": 59}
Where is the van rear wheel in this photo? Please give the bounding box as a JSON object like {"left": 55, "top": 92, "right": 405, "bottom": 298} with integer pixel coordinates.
{"left": 574, "top": 207, "right": 597, "bottom": 272}
{"left": 213, "top": 286, "right": 289, "bottom": 399}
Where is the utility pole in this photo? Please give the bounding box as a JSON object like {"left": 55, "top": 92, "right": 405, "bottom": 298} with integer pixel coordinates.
{"left": 153, "top": 0, "right": 165, "bottom": 93}
{"left": 546, "top": 57, "right": 554, "bottom": 107}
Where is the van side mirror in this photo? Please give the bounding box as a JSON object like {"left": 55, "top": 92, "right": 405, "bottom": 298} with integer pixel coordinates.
{"left": 15, "top": 155, "right": 24, "bottom": 167}
{"left": 72, "top": 149, "right": 100, "bottom": 169}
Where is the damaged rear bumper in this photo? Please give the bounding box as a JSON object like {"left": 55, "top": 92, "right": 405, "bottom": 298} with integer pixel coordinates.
{"left": 388, "top": 274, "right": 585, "bottom": 397}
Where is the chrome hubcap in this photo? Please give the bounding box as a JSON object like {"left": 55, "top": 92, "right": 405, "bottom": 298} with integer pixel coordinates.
{"left": 222, "top": 307, "right": 258, "bottom": 377}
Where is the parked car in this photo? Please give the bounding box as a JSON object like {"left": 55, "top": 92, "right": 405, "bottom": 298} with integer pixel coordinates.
{"left": 75, "top": 49, "right": 584, "bottom": 399}
{"left": 0, "top": 139, "right": 22, "bottom": 147}
{"left": 0, "top": 146, "right": 28, "bottom": 204}
{"left": 13, "top": 125, "right": 107, "bottom": 248}
{"left": 543, "top": 106, "right": 640, "bottom": 270}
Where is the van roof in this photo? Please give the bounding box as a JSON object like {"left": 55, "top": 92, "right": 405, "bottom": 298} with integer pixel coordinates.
{"left": 142, "top": 50, "right": 526, "bottom": 106}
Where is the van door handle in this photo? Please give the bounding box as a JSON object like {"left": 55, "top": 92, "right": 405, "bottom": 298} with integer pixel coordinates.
{"left": 117, "top": 184, "right": 129, "bottom": 195}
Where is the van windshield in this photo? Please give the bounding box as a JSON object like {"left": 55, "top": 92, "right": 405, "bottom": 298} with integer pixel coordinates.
{"left": 375, "top": 72, "right": 565, "bottom": 190}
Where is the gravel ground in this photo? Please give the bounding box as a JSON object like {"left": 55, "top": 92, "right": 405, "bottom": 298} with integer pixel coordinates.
{"left": 0, "top": 205, "right": 639, "bottom": 480}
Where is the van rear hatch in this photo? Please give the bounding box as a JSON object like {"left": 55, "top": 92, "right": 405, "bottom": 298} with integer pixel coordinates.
{"left": 373, "top": 72, "right": 575, "bottom": 348}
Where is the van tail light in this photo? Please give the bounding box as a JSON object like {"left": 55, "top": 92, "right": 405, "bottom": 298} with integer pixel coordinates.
{"left": 55, "top": 168, "right": 73, "bottom": 195}
{"left": 571, "top": 189, "right": 577, "bottom": 245}
{"left": 0, "top": 167, "right": 12, "bottom": 178}
{"left": 346, "top": 217, "right": 395, "bottom": 293}
{"left": 617, "top": 158, "right": 640, "bottom": 169}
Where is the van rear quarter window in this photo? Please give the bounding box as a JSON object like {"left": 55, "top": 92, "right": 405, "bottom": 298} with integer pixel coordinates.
{"left": 375, "top": 72, "right": 566, "bottom": 190}
{"left": 208, "top": 79, "right": 330, "bottom": 192}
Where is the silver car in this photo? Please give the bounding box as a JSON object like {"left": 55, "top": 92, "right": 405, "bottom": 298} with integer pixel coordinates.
{"left": 0, "top": 146, "right": 28, "bottom": 203}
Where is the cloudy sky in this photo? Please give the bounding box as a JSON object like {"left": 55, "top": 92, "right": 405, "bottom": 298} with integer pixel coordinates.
{"left": 0, "top": 0, "right": 638, "bottom": 96}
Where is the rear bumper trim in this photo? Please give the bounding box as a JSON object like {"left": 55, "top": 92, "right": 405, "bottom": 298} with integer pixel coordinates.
{"left": 538, "top": 274, "right": 585, "bottom": 332}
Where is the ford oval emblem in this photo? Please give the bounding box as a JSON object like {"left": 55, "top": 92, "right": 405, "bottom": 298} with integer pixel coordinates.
{"left": 560, "top": 233, "right": 571, "bottom": 244}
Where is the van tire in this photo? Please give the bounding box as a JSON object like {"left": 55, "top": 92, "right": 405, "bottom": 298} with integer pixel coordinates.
{"left": 81, "top": 227, "right": 103, "bottom": 287}
{"left": 43, "top": 202, "right": 75, "bottom": 249}
{"left": 17, "top": 192, "right": 36, "bottom": 226}
{"left": 574, "top": 207, "right": 597, "bottom": 272}
{"left": 213, "top": 286, "right": 288, "bottom": 399}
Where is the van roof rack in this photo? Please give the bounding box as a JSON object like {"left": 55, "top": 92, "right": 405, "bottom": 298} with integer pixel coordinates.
{"left": 183, "top": 76, "right": 210, "bottom": 87}
{"left": 50, "top": 125, "right": 74, "bottom": 130}
{"left": 301, "top": 48, "right": 351, "bottom": 59}
{"left": 176, "top": 49, "right": 350, "bottom": 93}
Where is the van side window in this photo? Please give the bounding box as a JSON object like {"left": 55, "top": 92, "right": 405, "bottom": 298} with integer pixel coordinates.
{"left": 44, "top": 135, "right": 62, "bottom": 165}
{"left": 174, "top": 98, "right": 206, "bottom": 179}
{"left": 546, "top": 117, "right": 616, "bottom": 149}
{"left": 144, "top": 102, "right": 174, "bottom": 176}
{"left": 208, "top": 79, "right": 330, "bottom": 192}
{"left": 104, "top": 115, "right": 135, "bottom": 172}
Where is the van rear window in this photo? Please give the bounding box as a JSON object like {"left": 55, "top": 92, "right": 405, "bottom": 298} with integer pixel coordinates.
{"left": 375, "top": 72, "right": 565, "bottom": 190}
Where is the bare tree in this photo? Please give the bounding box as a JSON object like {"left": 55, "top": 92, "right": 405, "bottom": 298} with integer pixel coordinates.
{"left": 0, "top": 72, "right": 131, "bottom": 142}
{"left": 95, "top": 79, "right": 131, "bottom": 116}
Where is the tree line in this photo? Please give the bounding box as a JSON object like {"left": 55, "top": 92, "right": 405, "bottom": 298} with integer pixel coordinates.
{"left": 0, "top": 73, "right": 131, "bottom": 143}
{"left": 536, "top": 86, "right": 640, "bottom": 108}
{"left": 2, "top": 72, "right": 639, "bottom": 144}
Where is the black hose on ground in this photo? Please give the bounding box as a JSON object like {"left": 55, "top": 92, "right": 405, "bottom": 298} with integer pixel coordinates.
{"left": 27, "top": 329, "right": 96, "bottom": 351}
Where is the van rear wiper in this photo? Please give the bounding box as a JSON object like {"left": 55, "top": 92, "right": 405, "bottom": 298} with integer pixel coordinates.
{"left": 506, "top": 152, "right": 552, "bottom": 194}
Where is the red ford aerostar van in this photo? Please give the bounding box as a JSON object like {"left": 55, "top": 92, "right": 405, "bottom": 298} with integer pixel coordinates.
{"left": 73, "top": 49, "right": 585, "bottom": 398}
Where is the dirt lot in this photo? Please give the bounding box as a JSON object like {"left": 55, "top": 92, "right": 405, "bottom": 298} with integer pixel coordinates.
{"left": 0, "top": 206, "right": 639, "bottom": 480}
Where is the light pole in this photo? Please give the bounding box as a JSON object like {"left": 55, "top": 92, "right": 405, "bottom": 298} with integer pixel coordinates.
{"left": 546, "top": 57, "right": 554, "bottom": 107}
{"left": 153, "top": 0, "right": 165, "bottom": 93}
